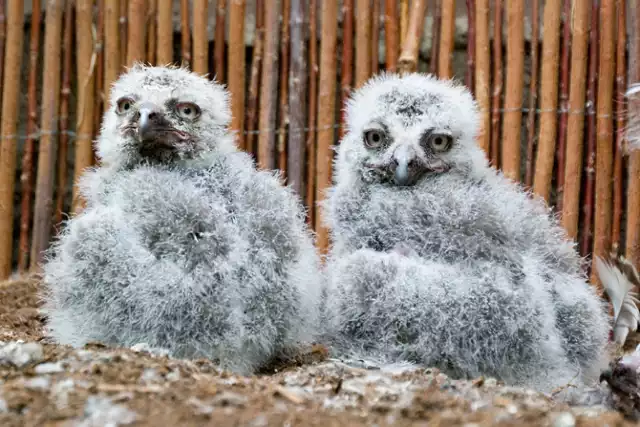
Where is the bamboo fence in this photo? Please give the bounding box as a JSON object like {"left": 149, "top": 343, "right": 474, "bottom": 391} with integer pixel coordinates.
{"left": 0, "top": 1, "right": 636, "bottom": 285}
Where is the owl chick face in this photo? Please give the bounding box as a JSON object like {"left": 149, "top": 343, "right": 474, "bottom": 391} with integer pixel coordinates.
{"left": 97, "top": 64, "right": 233, "bottom": 167}
{"left": 336, "top": 73, "right": 482, "bottom": 187}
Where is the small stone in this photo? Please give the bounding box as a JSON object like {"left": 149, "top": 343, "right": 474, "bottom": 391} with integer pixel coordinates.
{"left": 0, "top": 341, "right": 44, "bottom": 368}
{"left": 34, "top": 362, "right": 65, "bottom": 374}
{"left": 553, "top": 412, "right": 576, "bottom": 427}
{"left": 211, "top": 391, "right": 248, "bottom": 407}
{"left": 23, "top": 376, "right": 51, "bottom": 390}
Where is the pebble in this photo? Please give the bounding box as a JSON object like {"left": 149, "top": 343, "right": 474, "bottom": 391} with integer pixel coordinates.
{"left": 0, "top": 341, "right": 44, "bottom": 368}
{"left": 552, "top": 412, "right": 576, "bottom": 427}
{"left": 23, "top": 376, "right": 51, "bottom": 390}
{"left": 211, "top": 391, "right": 248, "bottom": 407}
{"left": 35, "top": 362, "right": 65, "bottom": 374}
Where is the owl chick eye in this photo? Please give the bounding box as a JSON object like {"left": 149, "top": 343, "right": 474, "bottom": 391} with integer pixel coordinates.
{"left": 363, "top": 129, "right": 386, "bottom": 149}
{"left": 176, "top": 102, "right": 201, "bottom": 120}
{"left": 427, "top": 133, "right": 453, "bottom": 152}
{"left": 115, "top": 97, "right": 135, "bottom": 115}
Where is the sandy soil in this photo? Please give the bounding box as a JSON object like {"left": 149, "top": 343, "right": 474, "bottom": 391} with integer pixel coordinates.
{"left": 0, "top": 277, "right": 637, "bottom": 427}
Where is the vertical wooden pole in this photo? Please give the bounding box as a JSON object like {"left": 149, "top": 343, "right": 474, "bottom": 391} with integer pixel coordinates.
{"left": 288, "top": 0, "right": 307, "bottom": 195}
{"left": 398, "top": 0, "right": 428, "bottom": 74}
{"left": 214, "top": 0, "right": 226, "bottom": 81}
{"left": 146, "top": 0, "right": 157, "bottom": 64}
{"left": 228, "top": 0, "right": 246, "bottom": 149}
{"left": 180, "top": 0, "right": 191, "bottom": 67}
{"left": 278, "top": 0, "right": 291, "bottom": 175}
{"left": 72, "top": 0, "right": 96, "bottom": 214}
{"left": 532, "top": 0, "right": 562, "bottom": 200}
{"left": 340, "top": 0, "right": 354, "bottom": 138}
{"left": 489, "top": 0, "right": 502, "bottom": 167}
{"left": 465, "top": 0, "right": 475, "bottom": 93}
{"left": 561, "top": 0, "right": 591, "bottom": 240}
{"left": 192, "top": 0, "right": 209, "bottom": 75}
{"left": 105, "top": 0, "right": 121, "bottom": 92}
{"left": 524, "top": 0, "right": 540, "bottom": 189}
{"left": 474, "top": 0, "right": 490, "bottom": 156}
{"left": 384, "top": 0, "right": 398, "bottom": 71}
{"left": 430, "top": 0, "right": 442, "bottom": 76}
{"left": 0, "top": 0, "right": 24, "bottom": 278}
{"left": 18, "top": 0, "right": 41, "bottom": 273}
{"left": 590, "top": 0, "right": 616, "bottom": 285}
{"left": 156, "top": 0, "right": 172, "bottom": 64}
{"left": 245, "top": 0, "right": 264, "bottom": 156}
{"left": 257, "top": 0, "right": 280, "bottom": 170}
{"left": 126, "top": 0, "right": 146, "bottom": 66}
{"left": 371, "top": 0, "right": 379, "bottom": 74}
{"left": 31, "top": 0, "right": 65, "bottom": 271}
{"left": 305, "top": 0, "right": 318, "bottom": 226}
{"left": 315, "top": 0, "right": 339, "bottom": 251}
{"left": 500, "top": 0, "right": 524, "bottom": 181}
{"left": 612, "top": 0, "right": 626, "bottom": 255}
{"left": 627, "top": 0, "right": 640, "bottom": 266}
{"left": 438, "top": 0, "right": 456, "bottom": 79}
{"left": 355, "top": 0, "right": 371, "bottom": 87}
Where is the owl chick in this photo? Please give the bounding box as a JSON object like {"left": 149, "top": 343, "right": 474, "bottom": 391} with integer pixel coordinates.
{"left": 320, "top": 73, "right": 611, "bottom": 392}
{"left": 42, "top": 64, "right": 322, "bottom": 374}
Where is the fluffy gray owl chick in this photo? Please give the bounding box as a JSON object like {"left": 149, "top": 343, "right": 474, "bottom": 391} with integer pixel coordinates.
{"left": 42, "top": 64, "right": 322, "bottom": 374}
{"left": 321, "top": 73, "right": 611, "bottom": 392}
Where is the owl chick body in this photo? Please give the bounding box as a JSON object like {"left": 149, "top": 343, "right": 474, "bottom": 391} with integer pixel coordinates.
{"left": 321, "top": 73, "right": 611, "bottom": 392}
{"left": 42, "top": 65, "right": 321, "bottom": 374}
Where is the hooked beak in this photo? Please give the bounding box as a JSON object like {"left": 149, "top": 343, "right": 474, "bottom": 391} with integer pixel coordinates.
{"left": 136, "top": 102, "right": 190, "bottom": 147}
{"left": 392, "top": 144, "right": 417, "bottom": 186}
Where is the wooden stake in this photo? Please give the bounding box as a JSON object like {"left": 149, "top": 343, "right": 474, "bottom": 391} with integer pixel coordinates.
{"left": 399, "top": 0, "right": 409, "bottom": 46}
{"left": 340, "top": 0, "right": 354, "bottom": 139}
{"left": 500, "top": 0, "right": 524, "bottom": 181}
{"left": 55, "top": 0, "right": 74, "bottom": 229}
{"left": 72, "top": 0, "right": 96, "bottom": 214}
{"left": 398, "top": 0, "right": 428, "bottom": 74}
{"left": 384, "top": 0, "right": 399, "bottom": 71}
{"left": 315, "top": 0, "right": 339, "bottom": 251}
{"left": 554, "top": 0, "right": 572, "bottom": 212}
{"left": 18, "top": 0, "right": 41, "bottom": 273}
{"left": 258, "top": 0, "right": 280, "bottom": 170}
{"left": 306, "top": 0, "right": 318, "bottom": 226}
{"left": 355, "top": 0, "right": 371, "bottom": 87}
{"left": 146, "top": 0, "right": 156, "bottom": 64}
{"left": 532, "top": 0, "right": 562, "bottom": 200}
{"left": 156, "top": 0, "right": 172, "bottom": 64}
{"left": 612, "top": 0, "right": 626, "bottom": 256}
{"left": 465, "top": 0, "right": 475, "bottom": 93}
{"left": 228, "top": 0, "right": 246, "bottom": 149}
{"left": 180, "top": 0, "right": 191, "bottom": 67}
{"left": 105, "top": 0, "right": 121, "bottom": 93}
{"left": 245, "top": 0, "right": 264, "bottom": 156}
{"left": 371, "top": 0, "right": 379, "bottom": 74}
{"left": 277, "top": 0, "right": 291, "bottom": 174}
{"left": 580, "top": 0, "right": 599, "bottom": 257}
{"left": 429, "top": 0, "right": 442, "bottom": 76}
{"left": 627, "top": 0, "right": 640, "bottom": 265}
{"left": 560, "top": 0, "right": 591, "bottom": 240}
{"left": 0, "top": 0, "right": 5, "bottom": 110}
{"left": 119, "top": 0, "right": 128, "bottom": 66}
{"left": 30, "top": 0, "right": 65, "bottom": 271}
{"left": 214, "top": 0, "right": 226, "bottom": 82}
{"left": 126, "top": 0, "right": 146, "bottom": 66}
{"left": 438, "top": 0, "right": 456, "bottom": 79}
{"left": 524, "top": 0, "right": 539, "bottom": 189}
{"left": 192, "top": 0, "right": 209, "bottom": 75}
{"left": 590, "top": 0, "right": 616, "bottom": 286}
{"left": 94, "top": 0, "right": 104, "bottom": 139}
{"left": 474, "top": 0, "right": 490, "bottom": 156}
{"left": 288, "top": 0, "right": 307, "bottom": 195}
{"left": 0, "top": 0, "right": 24, "bottom": 277}
{"left": 489, "top": 0, "right": 502, "bottom": 167}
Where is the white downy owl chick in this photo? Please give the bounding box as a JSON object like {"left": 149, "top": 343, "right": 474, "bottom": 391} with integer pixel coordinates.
{"left": 320, "top": 72, "right": 611, "bottom": 392}
{"left": 42, "top": 64, "right": 322, "bottom": 374}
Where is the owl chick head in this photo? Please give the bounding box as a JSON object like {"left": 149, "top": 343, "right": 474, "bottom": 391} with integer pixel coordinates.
{"left": 335, "top": 73, "right": 485, "bottom": 187}
{"left": 97, "top": 64, "right": 234, "bottom": 167}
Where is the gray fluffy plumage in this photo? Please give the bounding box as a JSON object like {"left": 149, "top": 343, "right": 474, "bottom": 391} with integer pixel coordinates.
{"left": 320, "top": 73, "right": 611, "bottom": 392}
{"left": 42, "top": 65, "right": 322, "bottom": 374}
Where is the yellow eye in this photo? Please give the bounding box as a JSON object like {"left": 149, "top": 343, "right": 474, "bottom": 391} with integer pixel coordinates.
{"left": 116, "top": 97, "right": 135, "bottom": 115}
{"left": 364, "top": 129, "right": 386, "bottom": 149}
{"left": 176, "top": 102, "right": 201, "bottom": 120}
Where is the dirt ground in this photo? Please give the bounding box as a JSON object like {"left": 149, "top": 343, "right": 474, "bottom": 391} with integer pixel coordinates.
{"left": 0, "top": 277, "right": 638, "bottom": 427}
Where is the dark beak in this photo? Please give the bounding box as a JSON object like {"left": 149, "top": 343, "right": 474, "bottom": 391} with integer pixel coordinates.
{"left": 137, "top": 102, "right": 168, "bottom": 144}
